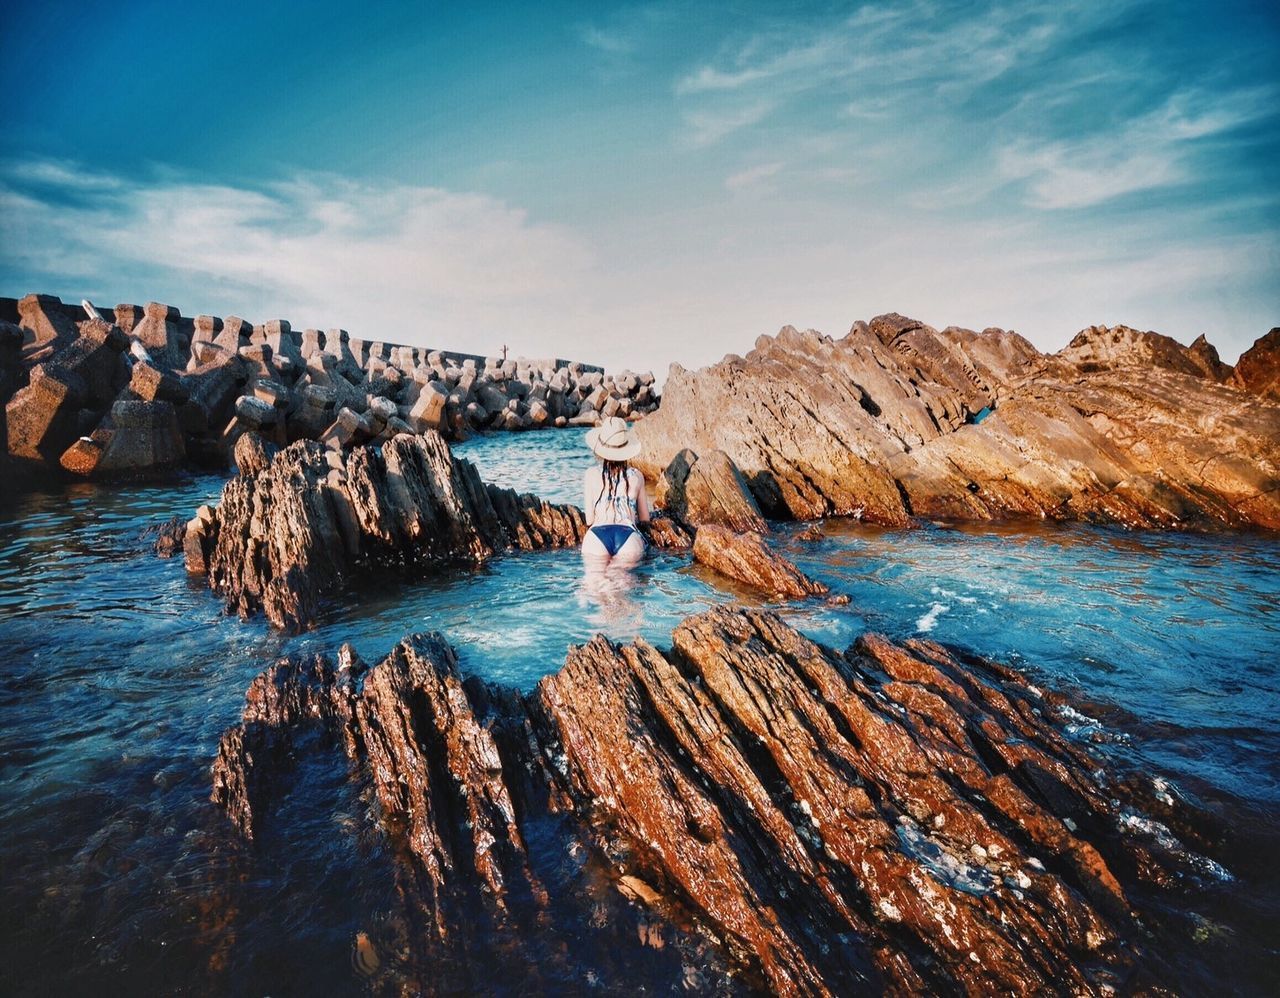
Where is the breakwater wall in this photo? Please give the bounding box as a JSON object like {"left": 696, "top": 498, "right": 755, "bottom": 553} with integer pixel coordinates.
{"left": 1, "top": 293, "right": 658, "bottom": 480}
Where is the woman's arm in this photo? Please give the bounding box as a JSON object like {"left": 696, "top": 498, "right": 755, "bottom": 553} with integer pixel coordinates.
{"left": 633, "top": 468, "right": 651, "bottom": 523}
{"left": 583, "top": 467, "right": 598, "bottom": 526}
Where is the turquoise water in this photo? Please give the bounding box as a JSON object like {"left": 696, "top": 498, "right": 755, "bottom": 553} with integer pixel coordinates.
{"left": 1, "top": 427, "right": 1278, "bottom": 993}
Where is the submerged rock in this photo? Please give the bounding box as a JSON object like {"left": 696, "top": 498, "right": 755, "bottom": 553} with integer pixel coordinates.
{"left": 635, "top": 316, "right": 1280, "bottom": 530}
{"left": 692, "top": 524, "right": 828, "bottom": 598}
{"left": 212, "top": 607, "right": 1218, "bottom": 994}
{"left": 186, "top": 430, "right": 585, "bottom": 629}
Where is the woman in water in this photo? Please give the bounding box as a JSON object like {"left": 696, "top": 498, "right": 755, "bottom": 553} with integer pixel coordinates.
{"left": 581, "top": 416, "right": 650, "bottom": 570}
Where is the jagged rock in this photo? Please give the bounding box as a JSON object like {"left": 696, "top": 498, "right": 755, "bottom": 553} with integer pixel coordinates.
{"left": 233, "top": 431, "right": 275, "bottom": 476}
{"left": 187, "top": 432, "right": 585, "bottom": 629}
{"left": 658, "top": 448, "right": 768, "bottom": 533}
{"left": 1056, "top": 324, "right": 1214, "bottom": 379}
{"left": 636, "top": 316, "right": 1280, "bottom": 530}
{"left": 637, "top": 515, "right": 694, "bottom": 550}
{"left": 692, "top": 524, "right": 828, "bottom": 598}
{"left": 1230, "top": 327, "right": 1280, "bottom": 401}
{"left": 1187, "top": 334, "right": 1233, "bottom": 383}
{"left": 212, "top": 607, "right": 1219, "bottom": 995}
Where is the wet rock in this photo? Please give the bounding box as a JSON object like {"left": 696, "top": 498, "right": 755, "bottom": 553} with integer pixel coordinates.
{"left": 637, "top": 515, "right": 694, "bottom": 550}
{"left": 1229, "top": 327, "right": 1280, "bottom": 401}
{"left": 658, "top": 448, "right": 768, "bottom": 533}
{"left": 636, "top": 316, "right": 1280, "bottom": 530}
{"left": 188, "top": 431, "right": 585, "bottom": 629}
{"left": 213, "top": 607, "right": 1215, "bottom": 995}
{"left": 692, "top": 524, "right": 828, "bottom": 598}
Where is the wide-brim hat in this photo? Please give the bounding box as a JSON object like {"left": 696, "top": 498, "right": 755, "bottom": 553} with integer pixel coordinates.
{"left": 585, "top": 415, "right": 641, "bottom": 461}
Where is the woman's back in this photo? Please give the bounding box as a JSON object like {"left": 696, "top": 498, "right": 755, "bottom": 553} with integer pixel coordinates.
{"left": 586, "top": 464, "right": 640, "bottom": 526}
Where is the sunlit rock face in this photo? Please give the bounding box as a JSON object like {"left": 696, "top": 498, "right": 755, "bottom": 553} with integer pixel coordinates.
{"left": 635, "top": 316, "right": 1280, "bottom": 530}
{"left": 185, "top": 431, "right": 585, "bottom": 630}
{"left": 213, "top": 606, "right": 1221, "bottom": 995}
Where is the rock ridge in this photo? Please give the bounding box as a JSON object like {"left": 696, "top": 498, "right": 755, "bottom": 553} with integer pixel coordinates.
{"left": 635, "top": 316, "right": 1280, "bottom": 530}
{"left": 211, "top": 607, "right": 1226, "bottom": 995}
{"left": 185, "top": 430, "right": 585, "bottom": 629}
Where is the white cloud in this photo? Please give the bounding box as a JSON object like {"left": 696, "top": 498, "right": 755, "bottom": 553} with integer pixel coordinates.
{"left": 998, "top": 87, "right": 1278, "bottom": 209}
{"left": 724, "top": 161, "right": 784, "bottom": 191}
{"left": 683, "top": 99, "right": 777, "bottom": 146}
{"left": 0, "top": 161, "right": 596, "bottom": 358}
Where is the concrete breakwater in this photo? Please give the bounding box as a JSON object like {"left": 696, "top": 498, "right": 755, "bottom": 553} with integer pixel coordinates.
{"left": 0, "top": 292, "right": 658, "bottom": 481}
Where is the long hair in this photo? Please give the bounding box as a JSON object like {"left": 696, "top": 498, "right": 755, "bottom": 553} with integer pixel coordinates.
{"left": 601, "top": 458, "right": 629, "bottom": 503}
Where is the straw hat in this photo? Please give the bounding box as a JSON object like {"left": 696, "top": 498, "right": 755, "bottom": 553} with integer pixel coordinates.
{"left": 585, "top": 416, "right": 641, "bottom": 461}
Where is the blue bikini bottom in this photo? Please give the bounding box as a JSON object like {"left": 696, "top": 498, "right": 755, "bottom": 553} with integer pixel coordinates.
{"left": 590, "top": 524, "right": 641, "bottom": 556}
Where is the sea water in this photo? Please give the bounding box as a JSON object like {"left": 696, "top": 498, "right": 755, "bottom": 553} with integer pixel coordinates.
{"left": 1, "top": 428, "right": 1276, "bottom": 993}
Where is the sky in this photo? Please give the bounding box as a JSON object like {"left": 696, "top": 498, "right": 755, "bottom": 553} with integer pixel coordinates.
{"left": 1, "top": 0, "right": 1277, "bottom": 375}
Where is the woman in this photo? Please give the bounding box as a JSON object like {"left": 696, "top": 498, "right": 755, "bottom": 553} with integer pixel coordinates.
{"left": 581, "top": 416, "right": 650, "bottom": 570}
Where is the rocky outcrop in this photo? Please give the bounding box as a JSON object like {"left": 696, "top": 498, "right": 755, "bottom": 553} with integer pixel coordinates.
{"left": 1230, "top": 327, "right": 1280, "bottom": 401}
{"left": 692, "top": 524, "right": 828, "bottom": 598}
{"left": 656, "top": 448, "right": 768, "bottom": 533}
{"left": 636, "top": 316, "right": 1280, "bottom": 530}
{"left": 1055, "top": 323, "right": 1220, "bottom": 379}
{"left": 2, "top": 292, "right": 660, "bottom": 480}
{"left": 212, "top": 607, "right": 1224, "bottom": 994}
{"left": 184, "top": 431, "right": 586, "bottom": 629}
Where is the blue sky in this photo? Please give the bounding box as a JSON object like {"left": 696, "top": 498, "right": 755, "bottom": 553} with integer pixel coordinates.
{"left": 1, "top": 0, "right": 1277, "bottom": 373}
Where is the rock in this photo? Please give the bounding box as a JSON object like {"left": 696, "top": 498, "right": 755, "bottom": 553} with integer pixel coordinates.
{"left": 1230, "top": 327, "right": 1280, "bottom": 401}
{"left": 186, "top": 432, "right": 586, "bottom": 629}
{"left": 637, "top": 516, "right": 694, "bottom": 550}
{"left": 658, "top": 449, "right": 768, "bottom": 533}
{"left": 93, "top": 399, "right": 186, "bottom": 473}
{"left": 1055, "top": 324, "right": 1215, "bottom": 379}
{"left": 252, "top": 379, "right": 289, "bottom": 410}
{"left": 233, "top": 395, "right": 276, "bottom": 429}
{"left": 17, "top": 293, "right": 80, "bottom": 362}
{"left": 131, "top": 302, "right": 185, "bottom": 370}
{"left": 233, "top": 431, "right": 274, "bottom": 476}
{"left": 692, "top": 524, "right": 828, "bottom": 598}
{"left": 212, "top": 607, "right": 1217, "bottom": 994}
{"left": 149, "top": 515, "right": 187, "bottom": 557}
{"left": 1187, "top": 334, "right": 1233, "bottom": 383}
{"left": 636, "top": 316, "right": 1280, "bottom": 530}
{"left": 131, "top": 360, "right": 189, "bottom": 403}
{"left": 6, "top": 317, "right": 132, "bottom": 462}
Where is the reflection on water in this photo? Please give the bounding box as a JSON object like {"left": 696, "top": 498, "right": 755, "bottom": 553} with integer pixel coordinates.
{"left": 1, "top": 430, "right": 1278, "bottom": 993}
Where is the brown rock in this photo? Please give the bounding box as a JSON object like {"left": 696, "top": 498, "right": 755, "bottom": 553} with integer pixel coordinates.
{"left": 692, "top": 524, "right": 827, "bottom": 598}
{"left": 212, "top": 607, "right": 1216, "bottom": 994}
{"left": 636, "top": 315, "right": 1280, "bottom": 530}
{"left": 1230, "top": 327, "right": 1280, "bottom": 401}
{"left": 189, "top": 432, "right": 585, "bottom": 629}
{"left": 658, "top": 448, "right": 768, "bottom": 533}
{"left": 1055, "top": 323, "right": 1211, "bottom": 378}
